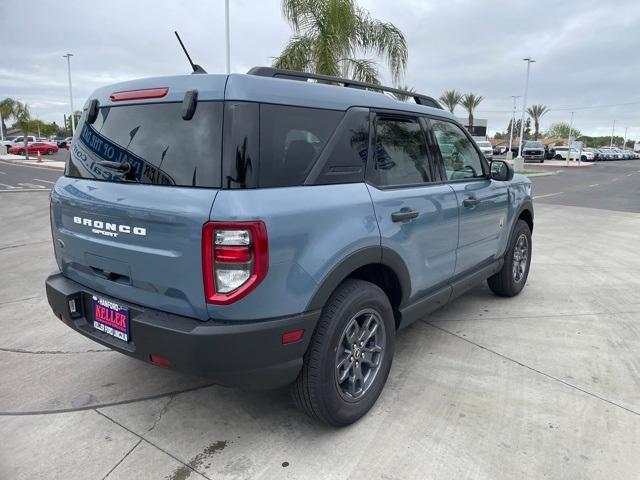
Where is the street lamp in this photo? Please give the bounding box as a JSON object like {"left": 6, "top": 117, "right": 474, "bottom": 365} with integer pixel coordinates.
{"left": 63, "top": 53, "right": 75, "bottom": 135}
{"left": 516, "top": 58, "right": 536, "bottom": 168}
{"left": 225, "top": 0, "right": 231, "bottom": 73}
{"left": 507, "top": 95, "right": 520, "bottom": 160}
{"left": 610, "top": 120, "right": 616, "bottom": 147}
{"left": 566, "top": 111, "right": 575, "bottom": 165}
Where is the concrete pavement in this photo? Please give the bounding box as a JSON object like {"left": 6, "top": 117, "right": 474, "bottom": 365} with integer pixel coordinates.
{"left": 1, "top": 165, "right": 639, "bottom": 479}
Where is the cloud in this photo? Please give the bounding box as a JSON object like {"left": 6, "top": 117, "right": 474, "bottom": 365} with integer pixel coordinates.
{"left": 0, "top": 0, "right": 638, "bottom": 138}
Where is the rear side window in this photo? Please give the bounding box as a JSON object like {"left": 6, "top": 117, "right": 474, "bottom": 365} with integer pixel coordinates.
{"left": 369, "top": 117, "right": 432, "bottom": 187}
{"left": 66, "top": 102, "right": 222, "bottom": 187}
{"left": 259, "top": 105, "right": 341, "bottom": 187}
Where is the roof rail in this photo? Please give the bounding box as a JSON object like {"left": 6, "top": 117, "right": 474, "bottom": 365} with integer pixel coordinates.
{"left": 246, "top": 66, "right": 443, "bottom": 110}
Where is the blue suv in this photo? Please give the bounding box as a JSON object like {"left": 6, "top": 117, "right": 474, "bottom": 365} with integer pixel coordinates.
{"left": 46, "top": 67, "right": 533, "bottom": 426}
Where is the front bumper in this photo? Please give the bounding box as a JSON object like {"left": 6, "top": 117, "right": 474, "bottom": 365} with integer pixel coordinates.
{"left": 46, "top": 272, "right": 320, "bottom": 389}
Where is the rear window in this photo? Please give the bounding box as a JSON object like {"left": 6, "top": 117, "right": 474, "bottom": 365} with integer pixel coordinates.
{"left": 525, "top": 142, "right": 544, "bottom": 148}
{"left": 66, "top": 101, "right": 222, "bottom": 187}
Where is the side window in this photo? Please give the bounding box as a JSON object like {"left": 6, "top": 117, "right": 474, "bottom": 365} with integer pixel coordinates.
{"left": 259, "top": 105, "right": 342, "bottom": 187}
{"left": 430, "top": 120, "right": 485, "bottom": 180}
{"left": 370, "top": 117, "right": 431, "bottom": 187}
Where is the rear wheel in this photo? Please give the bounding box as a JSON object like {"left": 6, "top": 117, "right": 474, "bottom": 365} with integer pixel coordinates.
{"left": 47, "top": 148, "right": 54, "bottom": 155}
{"left": 18, "top": 149, "right": 25, "bottom": 155}
{"left": 291, "top": 279, "right": 395, "bottom": 426}
{"left": 554, "top": 154, "right": 562, "bottom": 160}
{"left": 488, "top": 219, "right": 532, "bottom": 297}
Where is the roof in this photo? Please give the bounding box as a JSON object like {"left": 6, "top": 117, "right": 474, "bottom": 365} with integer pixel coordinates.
{"left": 85, "top": 73, "right": 455, "bottom": 120}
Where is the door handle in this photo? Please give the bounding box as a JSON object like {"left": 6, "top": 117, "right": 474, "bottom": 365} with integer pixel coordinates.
{"left": 463, "top": 197, "right": 481, "bottom": 207}
{"left": 391, "top": 208, "right": 419, "bottom": 222}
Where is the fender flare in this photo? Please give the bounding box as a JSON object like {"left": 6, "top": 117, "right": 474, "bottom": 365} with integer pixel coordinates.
{"left": 305, "top": 246, "right": 412, "bottom": 312}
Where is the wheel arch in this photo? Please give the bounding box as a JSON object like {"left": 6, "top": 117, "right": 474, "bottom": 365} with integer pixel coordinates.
{"left": 305, "top": 246, "right": 411, "bottom": 329}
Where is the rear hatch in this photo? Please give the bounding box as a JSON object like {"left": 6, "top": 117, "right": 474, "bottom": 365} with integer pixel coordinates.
{"left": 51, "top": 76, "right": 226, "bottom": 320}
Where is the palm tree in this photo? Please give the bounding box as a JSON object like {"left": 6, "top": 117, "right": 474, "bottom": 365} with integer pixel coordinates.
{"left": 527, "top": 104, "right": 550, "bottom": 140}
{"left": 0, "top": 98, "right": 16, "bottom": 138}
{"left": 13, "top": 102, "right": 31, "bottom": 159}
{"left": 460, "top": 93, "right": 484, "bottom": 130}
{"left": 392, "top": 85, "right": 415, "bottom": 102}
{"left": 438, "top": 90, "right": 463, "bottom": 113}
{"left": 273, "top": 0, "right": 408, "bottom": 85}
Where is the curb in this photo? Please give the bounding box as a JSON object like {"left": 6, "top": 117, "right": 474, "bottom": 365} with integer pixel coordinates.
{"left": 0, "top": 158, "right": 65, "bottom": 171}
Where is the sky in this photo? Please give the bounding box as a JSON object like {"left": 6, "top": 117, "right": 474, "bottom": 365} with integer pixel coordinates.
{"left": 1, "top": 0, "right": 639, "bottom": 139}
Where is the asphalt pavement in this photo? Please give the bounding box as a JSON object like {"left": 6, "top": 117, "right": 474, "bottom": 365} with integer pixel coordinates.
{"left": 0, "top": 161, "right": 62, "bottom": 192}
{"left": 1, "top": 160, "right": 639, "bottom": 479}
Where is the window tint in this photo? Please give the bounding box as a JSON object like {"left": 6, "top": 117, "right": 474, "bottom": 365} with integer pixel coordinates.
{"left": 370, "top": 117, "right": 431, "bottom": 187}
{"left": 223, "top": 102, "right": 259, "bottom": 189}
{"left": 66, "top": 101, "right": 223, "bottom": 187}
{"left": 259, "top": 105, "right": 342, "bottom": 187}
{"left": 314, "top": 109, "right": 369, "bottom": 185}
{"left": 431, "top": 120, "right": 485, "bottom": 180}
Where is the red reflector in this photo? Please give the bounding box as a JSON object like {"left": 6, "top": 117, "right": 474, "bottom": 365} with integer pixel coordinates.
{"left": 110, "top": 87, "right": 169, "bottom": 102}
{"left": 150, "top": 354, "right": 171, "bottom": 368}
{"left": 214, "top": 245, "right": 252, "bottom": 263}
{"left": 282, "top": 329, "right": 304, "bottom": 344}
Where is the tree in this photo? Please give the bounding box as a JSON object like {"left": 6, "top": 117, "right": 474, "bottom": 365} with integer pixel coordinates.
{"left": 273, "top": 0, "right": 408, "bottom": 85}
{"left": 13, "top": 102, "right": 31, "bottom": 159}
{"left": 545, "top": 122, "right": 582, "bottom": 139}
{"left": 438, "top": 90, "right": 463, "bottom": 114}
{"left": 0, "top": 98, "right": 17, "bottom": 138}
{"left": 524, "top": 118, "right": 532, "bottom": 140}
{"left": 392, "top": 85, "right": 415, "bottom": 102}
{"left": 460, "top": 93, "right": 484, "bottom": 129}
{"left": 526, "top": 104, "right": 550, "bottom": 140}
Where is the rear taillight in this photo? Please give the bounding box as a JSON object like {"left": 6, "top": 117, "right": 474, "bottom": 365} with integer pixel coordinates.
{"left": 202, "top": 221, "right": 268, "bottom": 305}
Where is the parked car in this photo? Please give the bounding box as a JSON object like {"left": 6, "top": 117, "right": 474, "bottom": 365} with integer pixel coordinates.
{"left": 581, "top": 148, "right": 596, "bottom": 161}
{"left": 553, "top": 146, "right": 580, "bottom": 161}
{"left": 9, "top": 141, "right": 59, "bottom": 155}
{"left": 522, "top": 141, "right": 545, "bottom": 163}
{"left": 46, "top": 67, "right": 534, "bottom": 426}
{"left": 2, "top": 135, "right": 37, "bottom": 153}
{"left": 51, "top": 136, "right": 71, "bottom": 148}
{"left": 599, "top": 147, "right": 621, "bottom": 160}
{"left": 476, "top": 140, "right": 493, "bottom": 160}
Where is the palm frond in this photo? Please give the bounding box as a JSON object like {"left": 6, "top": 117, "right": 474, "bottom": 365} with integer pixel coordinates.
{"left": 272, "top": 35, "right": 315, "bottom": 72}
{"left": 343, "top": 58, "right": 380, "bottom": 84}
{"left": 355, "top": 8, "right": 407, "bottom": 83}
{"left": 438, "top": 90, "right": 463, "bottom": 113}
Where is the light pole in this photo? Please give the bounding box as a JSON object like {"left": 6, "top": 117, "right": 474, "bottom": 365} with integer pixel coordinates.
{"left": 225, "top": 0, "right": 231, "bottom": 74}
{"left": 566, "top": 111, "right": 575, "bottom": 165}
{"left": 623, "top": 126, "right": 628, "bottom": 151}
{"left": 610, "top": 120, "right": 616, "bottom": 147}
{"left": 507, "top": 95, "right": 520, "bottom": 160}
{"left": 63, "top": 53, "right": 75, "bottom": 135}
{"left": 516, "top": 58, "right": 535, "bottom": 168}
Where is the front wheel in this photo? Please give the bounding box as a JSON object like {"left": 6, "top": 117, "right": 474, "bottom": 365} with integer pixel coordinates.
{"left": 291, "top": 279, "right": 395, "bottom": 426}
{"left": 488, "top": 219, "right": 532, "bottom": 297}
{"left": 47, "top": 148, "right": 54, "bottom": 155}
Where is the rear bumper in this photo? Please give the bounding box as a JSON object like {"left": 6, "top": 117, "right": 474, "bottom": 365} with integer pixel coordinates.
{"left": 45, "top": 272, "right": 320, "bottom": 389}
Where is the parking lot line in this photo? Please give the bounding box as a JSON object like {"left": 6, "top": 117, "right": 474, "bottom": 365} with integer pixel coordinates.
{"left": 533, "top": 192, "right": 564, "bottom": 199}
{"left": 626, "top": 173, "right": 633, "bottom": 177}
{"left": 589, "top": 184, "right": 599, "bottom": 187}
{"left": 0, "top": 182, "right": 19, "bottom": 189}
{"left": 0, "top": 171, "right": 5, "bottom": 174}
{"left": 0, "top": 188, "right": 50, "bottom": 193}
{"left": 33, "top": 178, "right": 56, "bottom": 184}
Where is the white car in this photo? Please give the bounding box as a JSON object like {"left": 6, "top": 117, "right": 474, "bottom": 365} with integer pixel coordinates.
{"left": 553, "top": 146, "right": 580, "bottom": 161}
{"left": 476, "top": 141, "right": 493, "bottom": 160}
{"left": 2, "top": 135, "right": 37, "bottom": 153}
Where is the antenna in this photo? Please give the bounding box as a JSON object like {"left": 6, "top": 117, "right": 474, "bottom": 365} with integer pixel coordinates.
{"left": 174, "top": 31, "right": 207, "bottom": 74}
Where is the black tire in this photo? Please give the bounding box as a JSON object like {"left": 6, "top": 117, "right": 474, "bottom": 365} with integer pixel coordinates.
{"left": 487, "top": 219, "right": 532, "bottom": 297}
{"left": 539, "top": 159, "right": 544, "bottom": 163}
{"left": 291, "top": 279, "right": 395, "bottom": 426}
{"left": 554, "top": 154, "right": 562, "bottom": 160}
{"left": 47, "top": 148, "right": 54, "bottom": 155}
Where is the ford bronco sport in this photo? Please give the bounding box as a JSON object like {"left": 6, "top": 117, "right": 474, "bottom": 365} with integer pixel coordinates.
{"left": 46, "top": 67, "right": 533, "bottom": 426}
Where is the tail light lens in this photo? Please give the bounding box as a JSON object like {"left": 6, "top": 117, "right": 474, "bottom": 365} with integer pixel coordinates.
{"left": 202, "top": 221, "right": 268, "bottom": 304}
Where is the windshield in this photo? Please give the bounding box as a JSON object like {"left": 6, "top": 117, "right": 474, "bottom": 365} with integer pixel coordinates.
{"left": 66, "top": 101, "right": 223, "bottom": 187}
{"left": 525, "top": 142, "right": 544, "bottom": 148}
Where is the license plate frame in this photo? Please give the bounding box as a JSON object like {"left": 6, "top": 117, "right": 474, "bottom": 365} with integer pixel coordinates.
{"left": 92, "top": 295, "right": 130, "bottom": 342}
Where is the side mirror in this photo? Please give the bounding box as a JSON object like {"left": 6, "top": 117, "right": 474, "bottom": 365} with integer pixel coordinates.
{"left": 490, "top": 160, "right": 514, "bottom": 181}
